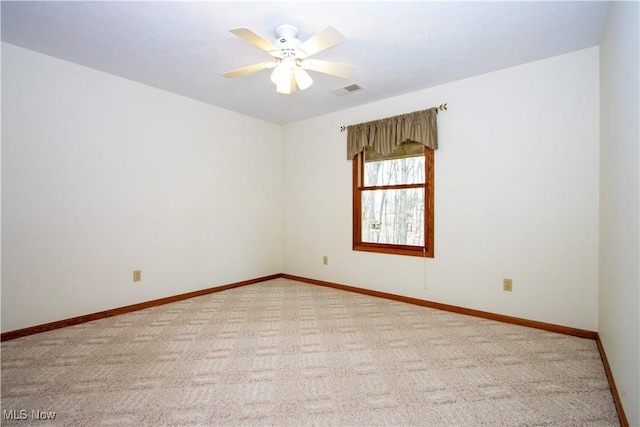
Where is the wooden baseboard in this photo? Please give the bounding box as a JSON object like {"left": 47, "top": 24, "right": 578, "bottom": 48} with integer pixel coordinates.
{"left": 1, "top": 272, "right": 627, "bottom": 425}
{"left": 1, "top": 272, "right": 599, "bottom": 342}
{"left": 0, "top": 274, "right": 281, "bottom": 341}
{"left": 281, "top": 274, "right": 598, "bottom": 340}
{"left": 596, "top": 335, "right": 629, "bottom": 427}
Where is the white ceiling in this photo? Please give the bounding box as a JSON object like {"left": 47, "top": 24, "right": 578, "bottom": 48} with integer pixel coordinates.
{"left": 1, "top": 1, "right": 610, "bottom": 125}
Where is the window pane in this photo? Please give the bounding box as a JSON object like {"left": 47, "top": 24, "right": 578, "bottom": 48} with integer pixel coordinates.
{"left": 361, "top": 188, "right": 424, "bottom": 245}
{"left": 364, "top": 152, "right": 425, "bottom": 186}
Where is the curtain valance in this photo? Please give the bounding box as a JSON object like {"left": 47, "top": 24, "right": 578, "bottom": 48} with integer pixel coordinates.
{"left": 346, "top": 107, "right": 438, "bottom": 160}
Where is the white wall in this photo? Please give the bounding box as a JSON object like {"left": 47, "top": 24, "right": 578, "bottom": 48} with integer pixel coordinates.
{"left": 2, "top": 15, "right": 635, "bottom": 420}
{"left": 283, "top": 47, "right": 600, "bottom": 332}
{"left": 598, "top": 2, "right": 640, "bottom": 425}
{"left": 1, "top": 43, "right": 283, "bottom": 332}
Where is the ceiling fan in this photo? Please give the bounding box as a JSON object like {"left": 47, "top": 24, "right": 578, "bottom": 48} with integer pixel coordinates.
{"left": 221, "top": 24, "right": 354, "bottom": 94}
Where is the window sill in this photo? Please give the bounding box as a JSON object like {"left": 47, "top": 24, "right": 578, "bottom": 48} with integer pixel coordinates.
{"left": 353, "top": 243, "right": 433, "bottom": 258}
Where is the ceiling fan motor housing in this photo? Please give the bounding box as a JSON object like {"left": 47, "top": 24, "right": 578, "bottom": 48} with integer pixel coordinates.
{"left": 274, "top": 24, "right": 301, "bottom": 49}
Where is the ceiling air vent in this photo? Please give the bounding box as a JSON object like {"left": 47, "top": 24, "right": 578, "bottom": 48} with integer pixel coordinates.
{"left": 330, "top": 83, "right": 363, "bottom": 96}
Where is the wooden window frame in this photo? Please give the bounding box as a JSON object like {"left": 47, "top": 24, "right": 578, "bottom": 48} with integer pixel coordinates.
{"left": 352, "top": 147, "right": 434, "bottom": 258}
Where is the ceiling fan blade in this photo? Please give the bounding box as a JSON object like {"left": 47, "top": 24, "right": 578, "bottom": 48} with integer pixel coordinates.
{"left": 229, "top": 28, "right": 279, "bottom": 53}
{"left": 221, "top": 61, "right": 275, "bottom": 78}
{"left": 297, "top": 26, "right": 345, "bottom": 58}
{"left": 299, "top": 59, "right": 354, "bottom": 79}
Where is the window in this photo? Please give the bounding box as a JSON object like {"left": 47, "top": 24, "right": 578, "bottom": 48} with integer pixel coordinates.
{"left": 352, "top": 142, "right": 434, "bottom": 257}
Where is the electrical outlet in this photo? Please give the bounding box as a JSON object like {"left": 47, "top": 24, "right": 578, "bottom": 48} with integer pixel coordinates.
{"left": 323, "top": 256, "right": 328, "bottom": 265}
{"left": 133, "top": 270, "right": 142, "bottom": 282}
{"left": 503, "top": 278, "right": 512, "bottom": 292}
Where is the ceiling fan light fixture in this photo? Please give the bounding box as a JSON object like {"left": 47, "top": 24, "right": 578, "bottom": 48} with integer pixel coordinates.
{"left": 275, "top": 74, "right": 295, "bottom": 94}
{"left": 271, "top": 57, "right": 312, "bottom": 93}
{"left": 293, "top": 66, "right": 313, "bottom": 90}
{"left": 270, "top": 58, "right": 294, "bottom": 84}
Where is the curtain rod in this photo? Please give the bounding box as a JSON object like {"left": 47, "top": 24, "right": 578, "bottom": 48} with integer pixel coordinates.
{"left": 340, "top": 103, "right": 448, "bottom": 132}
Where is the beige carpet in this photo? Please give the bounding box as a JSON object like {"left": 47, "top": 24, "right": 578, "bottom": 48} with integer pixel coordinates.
{"left": 1, "top": 278, "right": 619, "bottom": 426}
